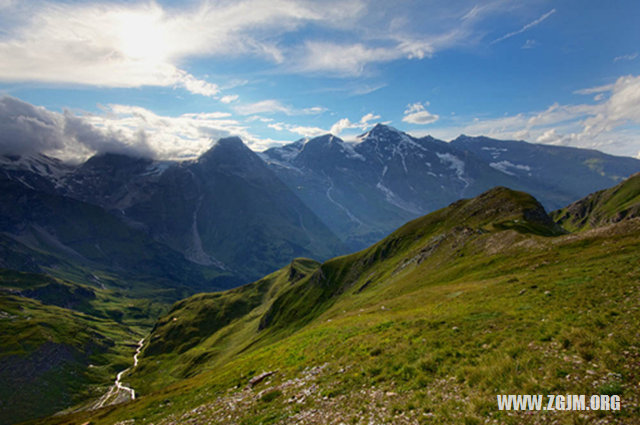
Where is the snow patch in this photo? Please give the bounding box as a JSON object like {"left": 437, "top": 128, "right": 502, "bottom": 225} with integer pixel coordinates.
{"left": 375, "top": 181, "right": 421, "bottom": 214}
{"left": 324, "top": 175, "right": 362, "bottom": 225}
{"left": 437, "top": 153, "right": 465, "bottom": 178}
{"left": 489, "top": 160, "right": 531, "bottom": 176}
{"left": 437, "top": 152, "right": 470, "bottom": 191}
{"left": 257, "top": 152, "right": 303, "bottom": 173}
{"left": 343, "top": 143, "right": 366, "bottom": 161}
{"left": 481, "top": 146, "right": 508, "bottom": 159}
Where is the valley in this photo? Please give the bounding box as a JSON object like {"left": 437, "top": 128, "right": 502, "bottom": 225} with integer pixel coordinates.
{"left": 0, "top": 3, "right": 637, "bottom": 424}
{"left": 1, "top": 131, "right": 639, "bottom": 424}
{"left": 23, "top": 174, "right": 640, "bottom": 425}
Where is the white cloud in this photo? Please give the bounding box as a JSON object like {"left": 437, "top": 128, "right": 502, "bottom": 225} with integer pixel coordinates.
{"left": 329, "top": 113, "right": 380, "bottom": 135}
{"left": 293, "top": 31, "right": 465, "bottom": 76}
{"left": 536, "top": 128, "right": 559, "bottom": 143}
{"left": 402, "top": 102, "right": 439, "bottom": 125}
{"left": 262, "top": 113, "right": 379, "bottom": 139}
{"left": 330, "top": 118, "right": 354, "bottom": 135}
{"left": 267, "top": 121, "right": 326, "bottom": 138}
{"left": 265, "top": 112, "right": 379, "bottom": 138}
{"left": 574, "top": 84, "right": 614, "bottom": 95}
{"left": 614, "top": 52, "right": 638, "bottom": 62}
{"left": 360, "top": 113, "right": 381, "bottom": 124}
{"left": 295, "top": 42, "right": 402, "bottom": 76}
{"left": 427, "top": 74, "right": 640, "bottom": 157}
{"left": 235, "top": 100, "right": 293, "bottom": 115}
{"left": 461, "top": 5, "right": 481, "bottom": 22}
{"left": 287, "top": 125, "right": 327, "bottom": 138}
{"left": 246, "top": 115, "right": 274, "bottom": 123}
{"left": 0, "top": 95, "right": 280, "bottom": 161}
{"left": 234, "top": 99, "right": 325, "bottom": 116}
{"left": 0, "top": 0, "right": 366, "bottom": 92}
{"left": 268, "top": 123, "right": 285, "bottom": 132}
{"left": 0, "top": 0, "right": 547, "bottom": 85}
{"left": 491, "top": 8, "right": 556, "bottom": 44}
{"left": 522, "top": 39, "right": 537, "bottom": 49}
{"left": 0, "top": 2, "right": 223, "bottom": 97}
{"left": 220, "top": 95, "right": 239, "bottom": 104}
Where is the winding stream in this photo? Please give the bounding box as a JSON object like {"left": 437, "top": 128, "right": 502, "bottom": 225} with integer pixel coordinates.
{"left": 95, "top": 338, "right": 145, "bottom": 409}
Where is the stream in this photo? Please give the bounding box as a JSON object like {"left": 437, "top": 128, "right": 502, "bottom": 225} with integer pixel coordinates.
{"left": 94, "top": 338, "right": 145, "bottom": 409}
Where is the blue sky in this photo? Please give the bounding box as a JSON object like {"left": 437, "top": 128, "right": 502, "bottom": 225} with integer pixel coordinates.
{"left": 0, "top": 0, "right": 638, "bottom": 161}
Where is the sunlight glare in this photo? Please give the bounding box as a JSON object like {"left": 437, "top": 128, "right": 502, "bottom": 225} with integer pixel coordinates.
{"left": 118, "top": 11, "right": 167, "bottom": 63}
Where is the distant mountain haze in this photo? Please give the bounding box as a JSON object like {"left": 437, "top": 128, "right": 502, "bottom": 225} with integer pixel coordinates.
{"left": 2, "top": 124, "right": 639, "bottom": 283}
{"left": 262, "top": 124, "right": 640, "bottom": 249}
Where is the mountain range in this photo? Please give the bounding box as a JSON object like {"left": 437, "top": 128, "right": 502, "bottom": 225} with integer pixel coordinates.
{"left": 262, "top": 124, "right": 640, "bottom": 249}
{"left": 2, "top": 125, "right": 640, "bottom": 423}
{"left": 31, "top": 172, "right": 640, "bottom": 425}
{"left": 3, "top": 124, "right": 638, "bottom": 284}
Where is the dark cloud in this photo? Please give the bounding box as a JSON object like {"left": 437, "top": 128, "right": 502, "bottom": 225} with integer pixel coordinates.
{"left": 0, "top": 96, "right": 66, "bottom": 156}
{"left": 0, "top": 95, "right": 156, "bottom": 160}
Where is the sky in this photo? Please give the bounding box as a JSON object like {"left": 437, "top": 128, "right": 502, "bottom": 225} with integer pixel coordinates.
{"left": 0, "top": 0, "right": 639, "bottom": 162}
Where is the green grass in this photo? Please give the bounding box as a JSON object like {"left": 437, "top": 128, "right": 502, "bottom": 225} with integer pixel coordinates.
{"left": 37, "top": 187, "right": 640, "bottom": 425}
{"left": 0, "top": 291, "right": 143, "bottom": 424}
{"left": 0, "top": 268, "right": 182, "bottom": 424}
{"left": 552, "top": 172, "right": 640, "bottom": 231}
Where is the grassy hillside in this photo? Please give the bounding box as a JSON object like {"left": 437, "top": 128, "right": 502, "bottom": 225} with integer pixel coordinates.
{"left": 0, "top": 178, "right": 234, "bottom": 423}
{"left": 0, "top": 268, "right": 189, "bottom": 424}
{"left": 551, "top": 172, "right": 640, "bottom": 232}
{"left": 39, "top": 185, "right": 640, "bottom": 424}
{"left": 131, "top": 258, "right": 320, "bottom": 392}
{"left": 0, "top": 272, "right": 145, "bottom": 424}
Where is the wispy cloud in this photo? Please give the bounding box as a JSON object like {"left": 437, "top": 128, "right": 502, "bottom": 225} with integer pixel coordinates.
{"left": 294, "top": 42, "right": 407, "bottom": 76}
{"left": 283, "top": 124, "right": 327, "bottom": 138}
{"left": 402, "top": 102, "right": 439, "bottom": 125}
{"left": 427, "top": 74, "right": 640, "bottom": 158}
{"left": 0, "top": 0, "right": 533, "bottom": 85}
{"left": 0, "top": 0, "right": 364, "bottom": 94}
{"left": 614, "top": 52, "right": 638, "bottom": 62}
{"left": 234, "top": 99, "right": 326, "bottom": 116}
{"left": 330, "top": 113, "right": 380, "bottom": 135}
{"left": 573, "top": 84, "right": 615, "bottom": 95}
{"left": 491, "top": 9, "right": 556, "bottom": 44}
{"left": 264, "top": 112, "right": 379, "bottom": 139}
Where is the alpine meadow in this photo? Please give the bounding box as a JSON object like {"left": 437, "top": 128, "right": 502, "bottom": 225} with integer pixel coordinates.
{"left": 1, "top": 1, "right": 639, "bottom": 424}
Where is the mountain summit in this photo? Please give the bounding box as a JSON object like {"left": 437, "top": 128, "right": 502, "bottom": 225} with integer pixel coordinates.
{"left": 262, "top": 124, "right": 639, "bottom": 250}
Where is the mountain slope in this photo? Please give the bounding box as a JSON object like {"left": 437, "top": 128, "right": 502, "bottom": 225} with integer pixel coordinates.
{"left": 0, "top": 178, "right": 227, "bottom": 298}
{"left": 262, "top": 125, "right": 527, "bottom": 250}
{"left": 0, "top": 176, "right": 231, "bottom": 423}
{"left": 130, "top": 258, "right": 320, "bottom": 393}
{"left": 41, "top": 183, "right": 640, "bottom": 425}
{"left": 51, "top": 138, "right": 345, "bottom": 282}
{"left": 262, "top": 124, "right": 640, "bottom": 251}
{"left": 0, "top": 269, "right": 143, "bottom": 425}
{"left": 78, "top": 186, "right": 565, "bottom": 396}
{"left": 450, "top": 135, "right": 640, "bottom": 208}
{"left": 4, "top": 129, "right": 638, "bottom": 278}
{"left": 551, "top": 172, "right": 640, "bottom": 231}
